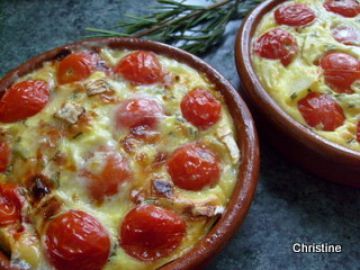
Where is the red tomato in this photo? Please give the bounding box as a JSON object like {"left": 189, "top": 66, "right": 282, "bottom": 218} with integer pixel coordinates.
{"left": 357, "top": 121, "right": 360, "bottom": 142}
{"left": 0, "top": 80, "right": 49, "bottom": 123}
{"left": 167, "top": 143, "right": 220, "bottom": 191}
{"left": 0, "top": 184, "right": 23, "bottom": 226}
{"left": 298, "top": 92, "right": 345, "bottom": 131}
{"left": 275, "top": 3, "right": 316, "bottom": 26}
{"left": 332, "top": 26, "right": 360, "bottom": 46}
{"left": 115, "top": 98, "right": 164, "bottom": 130}
{"left": 57, "top": 53, "right": 96, "bottom": 84}
{"left": 324, "top": 0, "right": 360, "bottom": 18}
{"left": 319, "top": 52, "right": 360, "bottom": 94}
{"left": 181, "top": 88, "right": 221, "bottom": 130}
{"left": 84, "top": 150, "right": 131, "bottom": 202}
{"left": 0, "top": 141, "right": 11, "bottom": 172}
{"left": 120, "top": 205, "right": 186, "bottom": 261}
{"left": 114, "top": 51, "right": 163, "bottom": 84}
{"left": 254, "top": 28, "right": 298, "bottom": 66}
{"left": 45, "top": 210, "right": 110, "bottom": 270}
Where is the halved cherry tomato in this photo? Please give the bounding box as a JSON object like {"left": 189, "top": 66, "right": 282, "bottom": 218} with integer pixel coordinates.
{"left": 319, "top": 52, "right": 360, "bottom": 94}
{"left": 275, "top": 3, "right": 316, "bottom": 26}
{"left": 0, "top": 141, "right": 11, "bottom": 173}
{"left": 57, "top": 53, "right": 96, "bottom": 84}
{"left": 167, "top": 143, "right": 220, "bottom": 191}
{"left": 83, "top": 150, "right": 131, "bottom": 203}
{"left": 357, "top": 121, "right": 360, "bottom": 143}
{"left": 114, "top": 51, "right": 164, "bottom": 84}
{"left": 45, "top": 210, "right": 110, "bottom": 270}
{"left": 115, "top": 98, "right": 164, "bottom": 130}
{"left": 324, "top": 0, "right": 360, "bottom": 18}
{"left": 254, "top": 28, "right": 298, "bottom": 66}
{"left": 181, "top": 88, "right": 221, "bottom": 130}
{"left": 120, "top": 204, "right": 186, "bottom": 261}
{"left": 0, "top": 80, "right": 49, "bottom": 123}
{"left": 298, "top": 92, "right": 345, "bottom": 131}
{"left": 0, "top": 183, "right": 23, "bottom": 226}
{"left": 332, "top": 26, "right": 360, "bottom": 46}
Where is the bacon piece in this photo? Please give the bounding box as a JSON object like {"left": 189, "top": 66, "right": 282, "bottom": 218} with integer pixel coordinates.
{"left": 84, "top": 79, "right": 110, "bottom": 96}
{"left": 216, "top": 124, "right": 240, "bottom": 163}
{"left": 170, "top": 196, "right": 224, "bottom": 218}
{"left": 27, "top": 174, "right": 54, "bottom": 203}
{"left": 151, "top": 179, "right": 174, "bottom": 198}
{"left": 54, "top": 102, "right": 85, "bottom": 125}
{"left": 153, "top": 152, "right": 168, "bottom": 169}
{"left": 190, "top": 205, "right": 224, "bottom": 217}
{"left": 34, "top": 195, "right": 63, "bottom": 222}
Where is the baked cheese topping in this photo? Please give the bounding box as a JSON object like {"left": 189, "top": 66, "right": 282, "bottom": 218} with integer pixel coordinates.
{"left": 0, "top": 48, "right": 240, "bottom": 270}
{"left": 252, "top": 0, "right": 360, "bottom": 151}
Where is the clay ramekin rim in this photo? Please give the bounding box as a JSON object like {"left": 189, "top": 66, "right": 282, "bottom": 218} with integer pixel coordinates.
{"left": 235, "top": 0, "right": 360, "bottom": 167}
{"left": 0, "top": 37, "right": 260, "bottom": 270}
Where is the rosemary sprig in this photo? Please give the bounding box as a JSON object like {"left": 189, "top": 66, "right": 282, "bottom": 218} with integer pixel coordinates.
{"left": 86, "top": 0, "right": 262, "bottom": 54}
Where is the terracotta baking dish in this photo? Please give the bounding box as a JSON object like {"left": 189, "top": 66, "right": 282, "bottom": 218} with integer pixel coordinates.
{"left": 0, "top": 38, "right": 260, "bottom": 270}
{"left": 235, "top": 0, "right": 360, "bottom": 187}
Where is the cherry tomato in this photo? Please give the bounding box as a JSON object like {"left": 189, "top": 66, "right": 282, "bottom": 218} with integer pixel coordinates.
{"left": 45, "top": 210, "right": 110, "bottom": 270}
{"left": 0, "top": 141, "right": 11, "bottom": 173}
{"left": 181, "top": 88, "right": 221, "bottom": 130}
{"left": 275, "top": 3, "right": 316, "bottom": 26}
{"left": 298, "top": 92, "right": 345, "bottom": 131}
{"left": 319, "top": 52, "right": 360, "bottom": 94}
{"left": 254, "top": 28, "right": 298, "bottom": 66}
{"left": 0, "top": 80, "right": 49, "bottom": 123}
{"left": 84, "top": 150, "right": 131, "bottom": 202}
{"left": 120, "top": 205, "right": 186, "bottom": 261}
{"left": 114, "top": 51, "right": 164, "bottom": 84}
{"left": 332, "top": 26, "right": 360, "bottom": 46}
{"left": 167, "top": 143, "right": 220, "bottom": 191}
{"left": 57, "top": 53, "right": 96, "bottom": 84}
{"left": 115, "top": 98, "right": 164, "bottom": 130}
{"left": 0, "top": 183, "right": 23, "bottom": 226}
{"left": 357, "top": 121, "right": 360, "bottom": 143}
{"left": 324, "top": 0, "right": 360, "bottom": 18}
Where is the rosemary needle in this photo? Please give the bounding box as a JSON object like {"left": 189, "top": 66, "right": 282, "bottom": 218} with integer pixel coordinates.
{"left": 86, "top": 0, "right": 261, "bottom": 55}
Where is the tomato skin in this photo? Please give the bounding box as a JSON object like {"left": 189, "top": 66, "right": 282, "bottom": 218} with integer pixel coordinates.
{"left": 0, "top": 184, "right": 23, "bottom": 227}
{"left": 357, "top": 121, "right": 360, "bottom": 143}
{"left": 45, "top": 210, "right": 110, "bottom": 270}
{"left": 181, "top": 89, "right": 221, "bottom": 129}
{"left": 0, "top": 141, "right": 11, "bottom": 173}
{"left": 332, "top": 26, "right": 360, "bottom": 46}
{"left": 298, "top": 92, "right": 345, "bottom": 131}
{"left": 167, "top": 143, "right": 220, "bottom": 191}
{"left": 120, "top": 205, "right": 186, "bottom": 261}
{"left": 275, "top": 3, "right": 316, "bottom": 26}
{"left": 57, "top": 53, "right": 96, "bottom": 84}
{"left": 254, "top": 28, "right": 298, "bottom": 66}
{"left": 84, "top": 150, "right": 131, "bottom": 203}
{"left": 115, "top": 98, "right": 164, "bottom": 130}
{"left": 0, "top": 80, "right": 49, "bottom": 123}
{"left": 324, "top": 0, "right": 360, "bottom": 18}
{"left": 114, "top": 51, "right": 163, "bottom": 84}
{"left": 320, "top": 52, "right": 360, "bottom": 94}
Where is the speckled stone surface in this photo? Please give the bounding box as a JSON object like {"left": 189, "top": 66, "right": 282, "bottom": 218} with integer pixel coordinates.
{"left": 0, "top": 1, "right": 359, "bottom": 269}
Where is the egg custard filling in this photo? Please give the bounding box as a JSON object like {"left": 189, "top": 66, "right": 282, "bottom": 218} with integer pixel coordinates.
{"left": 252, "top": 0, "right": 360, "bottom": 151}
{"left": 0, "top": 48, "right": 240, "bottom": 270}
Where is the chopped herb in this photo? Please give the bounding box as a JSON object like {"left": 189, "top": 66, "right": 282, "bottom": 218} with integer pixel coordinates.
{"left": 86, "top": 0, "right": 262, "bottom": 55}
{"left": 290, "top": 92, "right": 298, "bottom": 100}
